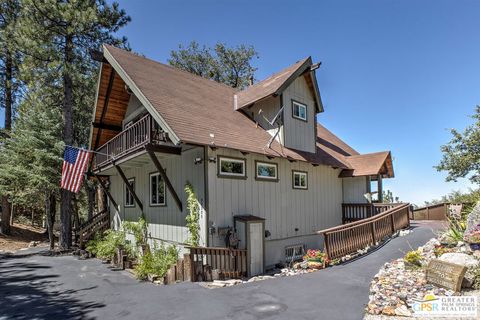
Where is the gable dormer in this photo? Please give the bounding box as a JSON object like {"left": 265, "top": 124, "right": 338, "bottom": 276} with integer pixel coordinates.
{"left": 234, "top": 57, "right": 323, "bottom": 153}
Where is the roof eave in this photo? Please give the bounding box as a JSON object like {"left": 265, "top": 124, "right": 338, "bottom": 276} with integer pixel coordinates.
{"left": 102, "top": 44, "right": 182, "bottom": 145}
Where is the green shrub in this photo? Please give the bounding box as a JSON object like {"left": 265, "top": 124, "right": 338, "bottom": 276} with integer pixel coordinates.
{"left": 123, "top": 217, "right": 149, "bottom": 248}
{"left": 404, "top": 250, "right": 422, "bottom": 267}
{"left": 94, "top": 230, "right": 131, "bottom": 260}
{"left": 472, "top": 266, "right": 480, "bottom": 290}
{"left": 185, "top": 182, "right": 200, "bottom": 246}
{"left": 134, "top": 242, "right": 178, "bottom": 280}
{"left": 445, "top": 217, "right": 466, "bottom": 243}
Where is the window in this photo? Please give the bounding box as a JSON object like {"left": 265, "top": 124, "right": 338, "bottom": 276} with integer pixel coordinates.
{"left": 292, "top": 100, "right": 307, "bottom": 121}
{"left": 255, "top": 161, "right": 278, "bottom": 181}
{"left": 150, "top": 172, "right": 166, "bottom": 206}
{"left": 125, "top": 178, "right": 135, "bottom": 207}
{"left": 218, "top": 156, "right": 246, "bottom": 178}
{"left": 292, "top": 171, "right": 308, "bottom": 189}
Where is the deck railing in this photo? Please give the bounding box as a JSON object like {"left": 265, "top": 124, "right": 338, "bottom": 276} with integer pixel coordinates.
{"left": 188, "top": 247, "right": 248, "bottom": 282}
{"left": 318, "top": 203, "right": 411, "bottom": 260}
{"left": 342, "top": 202, "right": 403, "bottom": 223}
{"left": 78, "top": 209, "right": 110, "bottom": 248}
{"left": 94, "top": 114, "right": 168, "bottom": 168}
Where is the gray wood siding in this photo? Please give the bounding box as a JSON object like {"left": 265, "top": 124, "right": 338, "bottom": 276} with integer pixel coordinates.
{"left": 207, "top": 148, "right": 343, "bottom": 247}
{"left": 342, "top": 177, "right": 368, "bottom": 203}
{"left": 109, "top": 146, "right": 207, "bottom": 246}
{"left": 123, "top": 95, "right": 146, "bottom": 128}
{"left": 283, "top": 75, "right": 317, "bottom": 153}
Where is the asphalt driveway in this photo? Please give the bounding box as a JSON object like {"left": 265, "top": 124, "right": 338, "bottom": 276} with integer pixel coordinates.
{"left": 0, "top": 221, "right": 445, "bottom": 320}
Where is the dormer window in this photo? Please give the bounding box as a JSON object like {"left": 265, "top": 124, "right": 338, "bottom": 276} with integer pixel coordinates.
{"left": 292, "top": 100, "right": 307, "bottom": 121}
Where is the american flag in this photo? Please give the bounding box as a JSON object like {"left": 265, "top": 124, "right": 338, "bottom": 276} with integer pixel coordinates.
{"left": 60, "top": 146, "right": 91, "bottom": 193}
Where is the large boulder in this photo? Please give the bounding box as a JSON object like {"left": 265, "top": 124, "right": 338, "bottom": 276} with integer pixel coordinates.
{"left": 465, "top": 202, "right": 480, "bottom": 234}
{"left": 438, "top": 252, "right": 480, "bottom": 288}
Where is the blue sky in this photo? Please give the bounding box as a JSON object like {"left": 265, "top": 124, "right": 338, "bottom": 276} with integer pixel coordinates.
{"left": 2, "top": 0, "right": 479, "bottom": 204}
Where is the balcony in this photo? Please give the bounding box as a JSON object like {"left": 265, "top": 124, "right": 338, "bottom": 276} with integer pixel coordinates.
{"left": 93, "top": 114, "right": 174, "bottom": 170}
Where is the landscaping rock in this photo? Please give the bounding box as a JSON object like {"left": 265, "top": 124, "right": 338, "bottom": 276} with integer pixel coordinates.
{"left": 466, "top": 202, "right": 480, "bottom": 233}
{"left": 438, "top": 252, "right": 480, "bottom": 288}
{"left": 394, "top": 305, "right": 412, "bottom": 317}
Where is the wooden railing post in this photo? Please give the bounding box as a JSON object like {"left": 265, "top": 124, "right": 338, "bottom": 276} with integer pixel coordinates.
{"left": 370, "top": 222, "right": 376, "bottom": 244}
{"left": 324, "top": 233, "right": 331, "bottom": 259}
{"left": 390, "top": 212, "right": 395, "bottom": 233}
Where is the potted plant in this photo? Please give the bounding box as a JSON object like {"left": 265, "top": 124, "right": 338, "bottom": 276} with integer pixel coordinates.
{"left": 303, "top": 249, "right": 329, "bottom": 269}
{"left": 464, "top": 226, "right": 480, "bottom": 250}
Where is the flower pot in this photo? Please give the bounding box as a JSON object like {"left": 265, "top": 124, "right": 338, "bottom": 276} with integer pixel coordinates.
{"left": 469, "top": 243, "right": 480, "bottom": 251}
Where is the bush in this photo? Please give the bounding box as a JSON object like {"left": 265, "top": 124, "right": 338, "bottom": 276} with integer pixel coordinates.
{"left": 404, "top": 250, "right": 422, "bottom": 267}
{"left": 87, "top": 230, "right": 132, "bottom": 260}
{"left": 134, "top": 243, "right": 178, "bottom": 280}
{"left": 444, "top": 217, "right": 466, "bottom": 243}
{"left": 123, "top": 217, "right": 148, "bottom": 247}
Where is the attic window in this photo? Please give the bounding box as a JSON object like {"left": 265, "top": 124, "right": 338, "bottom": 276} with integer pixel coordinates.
{"left": 292, "top": 100, "right": 307, "bottom": 121}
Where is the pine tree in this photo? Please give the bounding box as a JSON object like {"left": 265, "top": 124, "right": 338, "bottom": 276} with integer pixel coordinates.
{"left": 0, "top": 86, "right": 63, "bottom": 248}
{"left": 169, "top": 41, "right": 258, "bottom": 89}
{"left": 0, "top": 0, "right": 21, "bottom": 235}
{"left": 14, "top": 0, "right": 130, "bottom": 248}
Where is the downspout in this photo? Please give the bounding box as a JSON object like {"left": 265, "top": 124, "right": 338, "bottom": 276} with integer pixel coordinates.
{"left": 203, "top": 145, "right": 210, "bottom": 247}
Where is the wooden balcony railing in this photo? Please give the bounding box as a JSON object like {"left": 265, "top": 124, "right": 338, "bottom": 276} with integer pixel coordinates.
{"left": 188, "top": 247, "right": 248, "bottom": 282}
{"left": 94, "top": 114, "right": 168, "bottom": 168}
{"left": 318, "top": 203, "right": 411, "bottom": 260}
{"left": 342, "top": 202, "right": 403, "bottom": 224}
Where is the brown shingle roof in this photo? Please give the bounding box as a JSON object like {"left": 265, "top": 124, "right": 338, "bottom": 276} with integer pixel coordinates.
{"left": 234, "top": 57, "right": 310, "bottom": 110}
{"left": 99, "top": 45, "right": 393, "bottom": 176}
{"left": 340, "top": 151, "right": 394, "bottom": 178}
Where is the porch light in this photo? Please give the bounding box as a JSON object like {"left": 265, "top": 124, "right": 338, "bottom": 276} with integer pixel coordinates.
{"left": 208, "top": 157, "right": 216, "bottom": 163}
{"left": 194, "top": 157, "right": 203, "bottom": 165}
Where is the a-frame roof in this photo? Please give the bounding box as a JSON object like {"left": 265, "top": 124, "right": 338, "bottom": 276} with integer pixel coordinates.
{"left": 89, "top": 45, "right": 394, "bottom": 177}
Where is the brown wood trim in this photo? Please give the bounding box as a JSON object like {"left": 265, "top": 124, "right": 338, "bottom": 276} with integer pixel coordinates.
{"left": 149, "top": 171, "right": 167, "bottom": 207}
{"left": 217, "top": 155, "right": 247, "bottom": 179}
{"left": 292, "top": 170, "right": 308, "bottom": 190}
{"left": 114, "top": 165, "right": 143, "bottom": 211}
{"left": 254, "top": 160, "right": 279, "bottom": 182}
{"left": 92, "top": 122, "right": 122, "bottom": 132}
{"left": 124, "top": 177, "right": 136, "bottom": 208}
{"left": 94, "top": 174, "right": 119, "bottom": 210}
{"left": 146, "top": 149, "right": 183, "bottom": 212}
{"left": 144, "top": 143, "right": 182, "bottom": 155}
{"left": 291, "top": 99, "right": 308, "bottom": 122}
{"left": 93, "top": 69, "right": 116, "bottom": 151}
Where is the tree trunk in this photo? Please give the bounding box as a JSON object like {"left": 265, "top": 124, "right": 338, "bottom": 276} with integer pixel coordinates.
{"left": 59, "top": 34, "right": 74, "bottom": 249}
{"left": 87, "top": 181, "right": 95, "bottom": 220}
{"left": 46, "top": 192, "right": 56, "bottom": 250}
{"left": 97, "top": 182, "right": 106, "bottom": 212}
{"left": 1, "top": 49, "right": 13, "bottom": 235}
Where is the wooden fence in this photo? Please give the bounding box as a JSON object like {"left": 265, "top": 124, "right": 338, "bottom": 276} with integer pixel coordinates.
{"left": 318, "top": 203, "right": 411, "bottom": 260}
{"left": 342, "top": 203, "right": 403, "bottom": 223}
{"left": 188, "top": 247, "right": 247, "bottom": 282}
{"left": 412, "top": 203, "right": 464, "bottom": 220}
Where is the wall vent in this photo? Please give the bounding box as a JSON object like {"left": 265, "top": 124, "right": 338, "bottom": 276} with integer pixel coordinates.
{"left": 285, "top": 244, "right": 305, "bottom": 263}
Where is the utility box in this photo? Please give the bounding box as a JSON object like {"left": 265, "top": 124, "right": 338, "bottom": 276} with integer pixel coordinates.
{"left": 234, "top": 215, "right": 265, "bottom": 276}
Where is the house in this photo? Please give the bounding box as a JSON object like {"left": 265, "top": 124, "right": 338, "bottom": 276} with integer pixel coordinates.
{"left": 88, "top": 45, "right": 395, "bottom": 274}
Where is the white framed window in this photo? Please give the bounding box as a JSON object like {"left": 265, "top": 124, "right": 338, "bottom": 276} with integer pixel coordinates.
{"left": 292, "top": 171, "right": 308, "bottom": 189}
{"left": 218, "top": 156, "right": 246, "bottom": 178}
{"left": 292, "top": 100, "right": 307, "bottom": 121}
{"left": 150, "top": 172, "right": 166, "bottom": 206}
{"left": 125, "top": 178, "right": 135, "bottom": 207}
{"left": 255, "top": 161, "right": 278, "bottom": 181}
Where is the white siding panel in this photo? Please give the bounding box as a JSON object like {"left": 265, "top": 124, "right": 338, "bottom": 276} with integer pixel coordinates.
{"left": 207, "top": 148, "right": 343, "bottom": 253}
{"left": 342, "top": 177, "right": 368, "bottom": 203}
{"left": 108, "top": 146, "right": 206, "bottom": 247}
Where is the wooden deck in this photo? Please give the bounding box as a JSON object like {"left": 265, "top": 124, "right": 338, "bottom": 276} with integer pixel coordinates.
{"left": 342, "top": 202, "right": 403, "bottom": 223}
{"left": 93, "top": 113, "right": 175, "bottom": 170}
{"left": 318, "top": 203, "right": 411, "bottom": 260}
